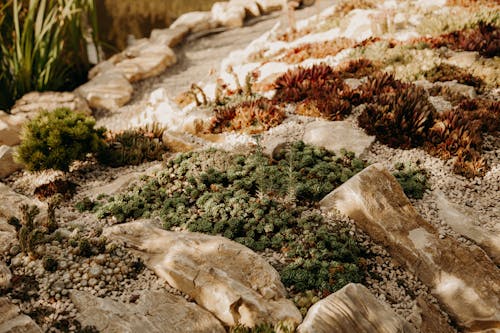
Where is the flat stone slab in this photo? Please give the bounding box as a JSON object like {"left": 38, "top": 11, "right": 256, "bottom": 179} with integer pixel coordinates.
{"left": 435, "top": 191, "right": 500, "bottom": 265}
{"left": 150, "top": 26, "right": 190, "bottom": 48}
{"left": 303, "top": 120, "right": 375, "bottom": 157}
{"left": 171, "top": 11, "right": 218, "bottom": 33}
{"left": 298, "top": 283, "right": 416, "bottom": 333}
{"left": 10, "top": 91, "right": 91, "bottom": 115}
{"left": 0, "top": 146, "right": 22, "bottom": 179}
{"left": 0, "top": 297, "right": 42, "bottom": 333}
{"left": 103, "top": 221, "right": 302, "bottom": 328}
{"left": 320, "top": 164, "right": 500, "bottom": 331}
{"left": 76, "top": 72, "right": 133, "bottom": 111}
{"left": 72, "top": 290, "right": 225, "bottom": 333}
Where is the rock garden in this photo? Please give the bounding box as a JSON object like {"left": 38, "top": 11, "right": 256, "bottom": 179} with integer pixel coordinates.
{"left": 0, "top": 0, "right": 499, "bottom": 332}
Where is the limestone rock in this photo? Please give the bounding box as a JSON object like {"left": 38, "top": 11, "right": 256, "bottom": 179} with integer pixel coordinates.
{"left": 298, "top": 283, "right": 416, "bottom": 333}
{"left": 103, "top": 221, "right": 302, "bottom": 327}
{"left": 76, "top": 72, "right": 133, "bottom": 111}
{"left": 303, "top": 120, "right": 375, "bottom": 157}
{"left": 0, "top": 297, "right": 42, "bottom": 333}
{"left": 170, "top": 11, "right": 218, "bottom": 33}
{"left": 435, "top": 191, "right": 500, "bottom": 265}
{"left": 445, "top": 51, "right": 479, "bottom": 68}
{"left": 320, "top": 164, "right": 500, "bottom": 331}
{"left": 0, "top": 146, "right": 22, "bottom": 179}
{"left": 71, "top": 290, "right": 225, "bottom": 333}
{"left": 150, "top": 26, "right": 190, "bottom": 48}
{"left": 114, "top": 42, "right": 177, "bottom": 82}
{"left": 162, "top": 131, "right": 201, "bottom": 152}
{"left": 413, "top": 296, "right": 456, "bottom": 333}
{"left": 0, "top": 262, "right": 11, "bottom": 289}
{"left": 255, "top": 0, "right": 285, "bottom": 14}
{"left": 229, "top": 0, "right": 261, "bottom": 17}
{"left": 0, "top": 111, "right": 39, "bottom": 146}
{"left": 435, "top": 81, "right": 477, "bottom": 99}
{"left": 212, "top": 2, "right": 246, "bottom": 29}
{"left": 131, "top": 88, "right": 211, "bottom": 135}
{"left": 10, "top": 91, "right": 91, "bottom": 115}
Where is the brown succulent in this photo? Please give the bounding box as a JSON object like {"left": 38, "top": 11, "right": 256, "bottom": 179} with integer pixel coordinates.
{"left": 355, "top": 72, "right": 410, "bottom": 104}
{"left": 34, "top": 179, "right": 77, "bottom": 200}
{"left": 458, "top": 98, "right": 500, "bottom": 133}
{"left": 427, "top": 85, "right": 468, "bottom": 106}
{"left": 453, "top": 149, "right": 488, "bottom": 178}
{"left": 358, "top": 85, "right": 436, "bottom": 148}
{"left": 208, "top": 97, "right": 285, "bottom": 134}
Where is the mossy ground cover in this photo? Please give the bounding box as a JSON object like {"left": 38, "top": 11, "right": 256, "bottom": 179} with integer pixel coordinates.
{"left": 87, "top": 141, "right": 367, "bottom": 311}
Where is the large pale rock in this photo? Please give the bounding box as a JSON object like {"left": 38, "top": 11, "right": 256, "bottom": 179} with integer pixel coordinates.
{"left": 446, "top": 51, "right": 479, "bottom": 68}
{"left": 72, "top": 290, "right": 225, "bottom": 333}
{"left": 170, "top": 11, "right": 218, "bottom": 33}
{"left": 76, "top": 72, "right": 133, "bottom": 111}
{"left": 229, "top": 0, "right": 261, "bottom": 17}
{"left": 211, "top": 2, "right": 246, "bottom": 29}
{"left": 0, "top": 111, "right": 39, "bottom": 146}
{"left": 298, "top": 283, "right": 416, "bottom": 333}
{"left": 114, "top": 43, "right": 177, "bottom": 82}
{"left": 0, "top": 297, "right": 42, "bottom": 333}
{"left": 103, "top": 221, "right": 302, "bottom": 327}
{"left": 0, "top": 262, "right": 11, "bottom": 289}
{"left": 162, "top": 131, "right": 201, "bottom": 152}
{"left": 320, "top": 164, "right": 500, "bottom": 331}
{"left": 0, "top": 146, "right": 22, "bottom": 179}
{"left": 436, "top": 81, "right": 477, "bottom": 99}
{"left": 150, "top": 26, "right": 190, "bottom": 48}
{"left": 435, "top": 191, "right": 500, "bottom": 265}
{"left": 131, "top": 88, "right": 211, "bottom": 135}
{"left": 303, "top": 120, "right": 375, "bottom": 157}
{"left": 255, "top": 0, "right": 285, "bottom": 14}
{"left": 10, "top": 91, "right": 91, "bottom": 115}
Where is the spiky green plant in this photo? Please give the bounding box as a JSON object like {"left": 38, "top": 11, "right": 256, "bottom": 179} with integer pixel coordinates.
{"left": 16, "top": 108, "right": 106, "bottom": 171}
{"left": 0, "top": 0, "right": 101, "bottom": 111}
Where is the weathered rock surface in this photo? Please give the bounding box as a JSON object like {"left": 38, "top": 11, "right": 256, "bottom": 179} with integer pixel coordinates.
{"left": 162, "top": 131, "right": 201, "bottom": 152}
{"left": 0, "top": 297, "right": 42, "bottom": 333}
{"left": 10, "top": 91, "right": 91, "bottom": 115}
{"left": 0, "top": 146, "right": 22, "bottom": 179}
{"left": 230, "top": 0, "right": 261, "bottom": 17}
{"left": 320, "top": 163, "right": 500, "bottom": 331}
{"left": 0, "top": 111, "right": 40, "bottom": 146}
{"left": 303, "top": 120, "right": 375, "bottom": 157}
{"left": 255, "top": 0, "right": 285, "bottom": 14}
{"left": 72, "top": 290, "right": 225, "bottom": 333}
{"left": 103, "top": 221, "right": 302, "bottom": 327}
{"left": 414, "top": 296, "right": 456, "bottom": 333}
{"left": 170, "top": 11, "right": 218, "bottom": 33}
{"left": 0, "top": 262, "right": 11, "bottom": 289}
{"left": 212, "top": 2, "right": 246, "bottom": 29}
{"left": 150, "top": 26, "right": 190, "bottom": 48}
{"left": 435, "top": 191, "right": 500, "bottom": 265}
{"left": 76, "top": 72, "right": 133, "bottom": 111}
{"left": 0, "top": 183, "right": 46, "bottom": 253}
{"left": 298, "top": 283, "right": 416, "bottom": 333}
{"left": 131, "top": 88, "right": 211, "bottom": 134}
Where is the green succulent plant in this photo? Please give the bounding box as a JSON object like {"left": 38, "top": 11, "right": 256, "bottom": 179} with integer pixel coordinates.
{"left": 95, "top": 142, "right": 367, "bottom": 296}
{"left": 393, "top": 162, "right": 429, "bottom": 199}
{"left": 16, "top": 108, "right": 106, "bottom": 171}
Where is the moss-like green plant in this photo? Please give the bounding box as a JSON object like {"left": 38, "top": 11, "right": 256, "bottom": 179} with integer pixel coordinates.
{"left": 96, "top": 142, "right": 366, "bottom": 295}
{"left": 393, "top": 162, "right": 429, "bottom": 199}
{"left": 16, "top": 108, "right": 105, "bottom": 171}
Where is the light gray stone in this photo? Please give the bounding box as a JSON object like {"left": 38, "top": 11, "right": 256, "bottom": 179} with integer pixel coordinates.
{"left": 0, "top": 262, "right": 11, "bottom": 289}
{"left": 170, "top": 11, "right": 218, "bottom": 33}
{"left": 76, "top": 72, "right": 133, "bottom": 111}
{"left": 0, "top": 111, "right": 39, "bottom": 146}
{"left": 303, "top": 120, "right": 375, "bottom": 157}
{"left": 10, "top": 91, "right": 91, "bottom": 115}
{"left": 72, "top": 290, "right": 225, "bottom": 333}
{"left": 150, "top": 26, "right": 190, "bottom": 48}
{"left": 445, "top": 51, "right": 479, "bottom": 68}
{"left": 298, "top": 283, "right": 416, "bottom": 333}
{"left": 212, "top": 2, "right": 246, "bottom": 29}
{"left": 436, "top": 81, "right": 477, "bottom": 99}
{"left": 0, "top": 297, "right": 42, "bottom": 333}
{"left": 0, "top": 146, "right": 22, "bottom": 179}
{"left": 435, "top": 191, "right": 500, "bottom": 265}
{"left": 103, "top": 221, "right": 302, "bottom": 328}
{"left": 320, "top": 164, "right": 500, "bottom": 331}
